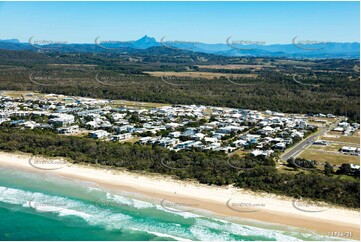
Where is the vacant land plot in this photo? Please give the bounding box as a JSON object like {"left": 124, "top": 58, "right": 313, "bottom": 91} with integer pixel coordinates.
{"left": 328, "top": 131, "right": 344, "bottom": 136}
{"left": 310, "top": 117, "right": 337, "bottom": 123}
{"left": 230, "top": 149, "right": 248, "bottom": 157}
{"left": 4, "top": 90, "right": 168, "bottom": 109}
{"left": 144, "top": 71, "right": 258, "bottom": 79}
{"left": 3, "top": 90, "right": 36, "bottom": 97}
{"left": 321, "top": 135, "right": 360, "bottom": 144}
{"left": 308, "top": 121, "right": 328, "bottom": 127}
{"left": 298, "top": 149, "right": 360, "bottom": 165}
{"left": 309, "top": 143, "right": 359, "bottom": 152}
{"left": 308, "top": 144, "right": 345, "bottom": 152}
{"left": 3, "top": 91, "right": 50, "bottom": 101}
{"left": 112, "top": 100, "right": 168, "bottom": 108}
{"left": 119, "top": 137, "right": 141, "bottom": 144}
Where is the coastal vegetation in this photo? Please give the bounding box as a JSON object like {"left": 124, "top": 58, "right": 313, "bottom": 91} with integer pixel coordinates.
{"left": 0, "top": 127, "right": 358, "bottom": 208}
{"left": 0, "top": 49, "right": 359, "bottom": 121}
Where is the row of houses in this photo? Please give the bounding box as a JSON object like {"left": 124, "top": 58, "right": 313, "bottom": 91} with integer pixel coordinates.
{"left": 0, "top": 93, "right": 340, "bottom": 156}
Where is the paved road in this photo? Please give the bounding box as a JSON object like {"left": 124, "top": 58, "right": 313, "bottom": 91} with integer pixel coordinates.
{"left": 281, "top": 119, "right": 342, "bottom": 161}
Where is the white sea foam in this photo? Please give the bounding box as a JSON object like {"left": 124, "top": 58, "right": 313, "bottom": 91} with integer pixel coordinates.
{"left": 87, "top": 186, "right": 101, "bottom": 192}
{"left": 0, "top": 185, "right": 336, "bottom": 241}
{"left": 105, "top": 192, "right": 154, "bottom": 209}
{"left": 131, "top": 228, "right": 192, "bottom": 241}
{"left": 132, "top": 199, "right": 154, "bottom": 209}
{"left": 155, "top": 204, "right": 202, "bottom": 219}
{"left": 194, "top": 217, "right": 303, "bottom": 241}
{"left": 0, "top": 185, "right": 131, "bottom": 229}
{"left": 189, "top": 225, "right": 232, "bottom": 241}
{"left": 106, "top": 192, "right": 133, "bottom": 206}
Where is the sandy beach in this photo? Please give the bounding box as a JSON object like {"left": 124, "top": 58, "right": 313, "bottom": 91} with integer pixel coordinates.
{"left": 0, "top": 151, "right": 359, "bottom": 240}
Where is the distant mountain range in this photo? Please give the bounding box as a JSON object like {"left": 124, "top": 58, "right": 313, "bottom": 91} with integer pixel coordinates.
{"left": 0, "top": 35, "right": 359, "bottom": 58}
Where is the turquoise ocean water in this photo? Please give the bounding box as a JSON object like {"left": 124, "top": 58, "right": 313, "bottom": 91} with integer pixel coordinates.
{"left": 0, "top": 165, "right": 343, "bottom": 241}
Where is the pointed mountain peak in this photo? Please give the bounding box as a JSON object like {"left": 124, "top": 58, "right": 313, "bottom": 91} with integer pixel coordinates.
{"left": 132, "top": 35, "right": 158, "bottom": 49}
{"left": 135, "top": 35, "right": 157, "bottom": 44}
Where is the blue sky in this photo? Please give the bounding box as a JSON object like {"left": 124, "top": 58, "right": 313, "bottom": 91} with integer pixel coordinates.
{"left": 0, "top": 1, "right": 359, "bottom": 44}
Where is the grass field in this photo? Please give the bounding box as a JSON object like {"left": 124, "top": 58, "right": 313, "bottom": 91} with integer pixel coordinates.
{"left": 3, "top": 90, "right": 168, "bottom": 109}
{"left": 118, "top": 137, "right": 141, "bottom": 144}
{"left": 308, "top": 121, "right": 327, "bottom": 127}
{"left": 112, "top": 100, "right": 168, "bottom": 108}
{"left": 308, "top": 144, "right": 359, "bottom": 152}
{"left": 230, "top": 149, "right": 248, "bottom": 157}
{"left": 321, "top": 135, "right": 360, "bottom": 144}
{"left": 3, "top": 90, "right": 39, "bottom": 98}
{"left": 196, "top": 64, "right": 274, "bottom": 70}
{"left": 298, "top": 149, "right": 360, "bottom": 165}
{"left": 310, "top": 117, "right": 337, "bottom": 123}
{"left": 144, "top": 71, "right": 258, "bottom": 79}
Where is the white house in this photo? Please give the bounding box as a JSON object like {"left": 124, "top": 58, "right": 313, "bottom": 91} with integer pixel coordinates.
{"left": 192, "top": 133, "right": 205, "bottom": 140}
{"left": 49, "top": 114, "right": 75, "bottom": 126}
{"left": 112, "top": 133, "right": 132, "bottom": 141}
{"left": 251, "top": 149, "right": 274, "bottom": 157}
{"left": 57, "top": 125, "right": 79, "bottom": 134}
{"left": 274, "top": 142, "right": 286, "bottom": 150}
{"left": 90, "top": 130, "right": 109, "bottom": 139}
{"left": 340, "top": 146, "right": 358, "bottom": 154}
{"left": 168, "top": 131, "right": 181, "bottom": 138}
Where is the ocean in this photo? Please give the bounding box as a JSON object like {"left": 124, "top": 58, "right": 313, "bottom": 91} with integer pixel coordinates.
{"left": 0, "top": 165, "right": 342, "bottom": 241}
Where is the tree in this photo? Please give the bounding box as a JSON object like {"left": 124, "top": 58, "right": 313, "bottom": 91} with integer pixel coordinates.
{"left": 129, "top": 114, "right": 141, "bottom": 123}
{"left": 336, "top": 164, "right": 353, "bottom": 176}
{"left": 324, "top": 162, "right": 333, "bottom": 176}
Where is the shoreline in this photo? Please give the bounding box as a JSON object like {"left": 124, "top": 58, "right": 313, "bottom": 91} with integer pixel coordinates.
{"left": 0, "top": 151, "right": 359, "bottom": 240}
